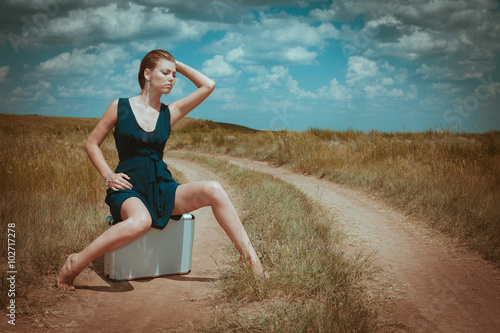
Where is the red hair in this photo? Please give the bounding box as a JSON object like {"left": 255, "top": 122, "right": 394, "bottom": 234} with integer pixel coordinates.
{"left": 138, "top": 50, "right": 175, "bottom": 90}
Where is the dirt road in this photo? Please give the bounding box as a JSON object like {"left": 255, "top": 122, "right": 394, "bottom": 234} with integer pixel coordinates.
{"left": 220, "top": 155, "right": 500, "bottom": 333}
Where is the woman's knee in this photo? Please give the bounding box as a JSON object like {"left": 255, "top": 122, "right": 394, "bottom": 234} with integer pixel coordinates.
{"left": 120, "top": 197, "right": 152, "bottom": 236}
{"left": 124, "top": 213, "right": 152, "bottom": 236}
{"left": 203, "top": 181, "right": 227, "bottom": 202}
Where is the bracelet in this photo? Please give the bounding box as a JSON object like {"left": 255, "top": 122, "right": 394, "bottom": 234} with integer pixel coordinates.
{"left": 106, "top": 172, "right": 115, "bottom": 188}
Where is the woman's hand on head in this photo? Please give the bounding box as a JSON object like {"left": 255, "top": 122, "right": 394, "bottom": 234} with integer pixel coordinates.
{"left": 108, "top": 173, "right": 133, "bottom": 191}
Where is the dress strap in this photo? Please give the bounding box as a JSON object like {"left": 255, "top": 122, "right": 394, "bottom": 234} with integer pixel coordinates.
{"left": 115, "top": 98, "right": 128, "bottom": 130}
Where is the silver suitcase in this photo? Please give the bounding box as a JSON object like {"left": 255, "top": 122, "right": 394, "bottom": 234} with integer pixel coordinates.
{"left": 104, "top": 214, "right": 195, "bottom": 281}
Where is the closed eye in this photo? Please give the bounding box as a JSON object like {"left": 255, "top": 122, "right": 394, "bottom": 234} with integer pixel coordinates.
{"left": 162, "top": 71, "right": 176, "bottom": 78}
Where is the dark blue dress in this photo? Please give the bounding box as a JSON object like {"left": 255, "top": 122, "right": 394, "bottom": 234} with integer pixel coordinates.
{"left": 105, "top": 98, "right": 181, "bottom": 229}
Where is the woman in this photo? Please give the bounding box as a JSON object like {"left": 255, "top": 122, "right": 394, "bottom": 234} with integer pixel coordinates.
{"left": 56, "top": 50, "right": 265, "bottom": 291}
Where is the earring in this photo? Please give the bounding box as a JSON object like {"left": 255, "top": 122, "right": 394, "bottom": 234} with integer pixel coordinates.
{"left": 147, "top": 80, "right": 150, "bottom": 94}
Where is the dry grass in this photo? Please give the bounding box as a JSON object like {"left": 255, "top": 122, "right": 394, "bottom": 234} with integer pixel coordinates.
{"left": 0, "top": 114, "right": 186, "bottom": 322}
{"left": 2, "top": 112, "right": 498, "bottom": 331}
{"left": 169, "top": 125, "right": 500, "bottom": 264}
{"left": 0, "top": 115, "right": 107, "bottom": 309}
{"left": 173, "top": 153, "right": 383, "bottom": 332}
{"left": 0, "top": 114, "right": 385, "bottom": 331}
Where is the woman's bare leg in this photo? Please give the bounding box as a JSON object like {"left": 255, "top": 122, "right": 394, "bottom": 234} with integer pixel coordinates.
{"left": 171, "top": 181, "right": 265, "bottom": 278}
{"left": 56, "top": 197, "right": 152, "bottom": 290}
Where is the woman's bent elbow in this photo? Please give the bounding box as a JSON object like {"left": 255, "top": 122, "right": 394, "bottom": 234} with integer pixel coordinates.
{"left": 207, "top": 80, "right": 216, "bottom": 92}
{"left": 84, "top": 140, "right": 97, "bottom": 156}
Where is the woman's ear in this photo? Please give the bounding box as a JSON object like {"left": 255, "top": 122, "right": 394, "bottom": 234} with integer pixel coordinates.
{"left": 144, "top": 68, "right": 151, "bottom": 81}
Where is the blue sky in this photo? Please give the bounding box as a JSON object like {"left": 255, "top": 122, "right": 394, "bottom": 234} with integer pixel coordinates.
{"left": 0, "top": 0, "right": 499, "bottom": 132}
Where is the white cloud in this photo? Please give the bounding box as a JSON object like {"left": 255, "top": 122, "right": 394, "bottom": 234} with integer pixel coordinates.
{"left": 247, "top": 65, "right": 315, "bottom": 98}
{"left": 130, "top": 41, "right": 160, "bottom": 53}
{"left": 270, "top": 19, "right": 339, "bottom": 46}
{"left": 310, "top": 1, "right": 364, "bottom": 22}
{"left": 364, "top": 84, "right": 387, "bottom": 99}
{"left": 284, "top": 46, "right": 317, "bottom": 64}
{"left": 18, "top": 3, "right": 214, "bottom": 48}
{"left": 387, "top": 29, "right": 458, "bottom": 61}
{"left": 406, "top": 84, "right": 418, "bottom": 100}
{"left": 287, "top": 75, "right": 317, "bottom": 99}
{"left": 108, "top": 59, "right": 141, "bottom": 93}
{"left": 415, "top": 64, "right": 455, "bottom": 80}
{"left": 296, "top": 1, "right": 310, "bottom": 8}
{"left": 0, "top": 66, "right": 9, "bottom": 83}
{"left": 387, "top": 88, "right": 404, "bottom": 97}
{"left": 226, "top": 46, "right": 245, "bottom": 63}
{"left": 244, "top": 65, "right": 268, "bottom": 76}
{"left": 312, "top": 0, "right": 500, "bottom": 85}
{"left": 337, "top": 56, "right": 416, "bottom": 100}
{"left": 431, "top": 82, "right": 462, "bottom": 95}
{"left": 365, "top": 14, "right": 401, "bottom": 31}
{"left": 206, "top": 13, "right": 340, "bottom": 65}
{"left": 57, "top": 81, "right": 121, "bottom": 99}
{"left": 309, "top": 0, "right": 500, "bottom": 92}
{"left": 211, "top": 87, "right": 235, "bottom": 101}
{"left": 346, "top": 56, "right": 378, "bottom": 86}
{"left": 381, "top": 77, "right": 394, "bottom": 85}
{"left": 31, "top": 44, "right": 128, "bottom": 78}
{"left": 318, "top": 78, "right": 352, "bottom": 100}
{"left": 202, "top": 55, "right": 239, "bottom": 78}
{"left": 7, "top": 80, "right": 54, "bottom": 104}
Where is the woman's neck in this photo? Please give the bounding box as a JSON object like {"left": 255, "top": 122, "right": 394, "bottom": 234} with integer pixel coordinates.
{"left": 138, "top": 90, "right": 162, "bottom": 111}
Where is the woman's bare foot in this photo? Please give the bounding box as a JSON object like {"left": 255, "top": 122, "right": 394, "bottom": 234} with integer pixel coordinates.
{"left": 56, "top": 253, "right": 82, "bottom": 291}
{"left": 239, "top": 256, "right": 269, "bottom": 279}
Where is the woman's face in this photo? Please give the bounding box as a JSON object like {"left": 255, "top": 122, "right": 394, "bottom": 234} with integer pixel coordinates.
{"left": 148, "top": 59, "right": 176, "bottom": 95}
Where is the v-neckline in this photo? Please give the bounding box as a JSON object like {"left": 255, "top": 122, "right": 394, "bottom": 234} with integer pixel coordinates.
{"left": 127, "top": 98, "right": 162, "bottom": 133}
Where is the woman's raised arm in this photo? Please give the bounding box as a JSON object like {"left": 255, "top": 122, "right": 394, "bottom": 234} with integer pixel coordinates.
{"left": 168, "top": 60, "right": 215, "bottom": 127}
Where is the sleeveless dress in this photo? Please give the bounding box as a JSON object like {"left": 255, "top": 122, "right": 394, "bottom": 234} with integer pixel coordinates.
{"left": 105, "top": 98, "right": 181, "bottom": 229}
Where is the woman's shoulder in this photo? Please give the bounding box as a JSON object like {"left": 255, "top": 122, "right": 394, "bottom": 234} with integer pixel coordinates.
{"left": 109, "top": 98, "right": 125, "bottom": 107}
{"left": 111, "top": 97, "right": 134, "bottom": 110}
{"left": 103, "top": 98, "right": 129, "bottom": 117}
{"left": 116, "top": 97, "right": 131, "bottom": 104}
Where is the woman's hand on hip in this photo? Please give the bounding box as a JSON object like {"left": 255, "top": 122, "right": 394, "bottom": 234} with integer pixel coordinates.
{"left": 108, "top": 173, "right": 133, "bottom": 191}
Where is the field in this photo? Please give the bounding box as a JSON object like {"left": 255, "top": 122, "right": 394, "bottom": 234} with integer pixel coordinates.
{"left": 1, "top": 113, "right": 499, "bottom": 331}
{"left": 170, "top": 118, "right": 500, "bottom": 263}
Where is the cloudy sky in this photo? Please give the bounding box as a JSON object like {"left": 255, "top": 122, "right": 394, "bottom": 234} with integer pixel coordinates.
{"left": 0, "top": 0, "right": 499, "bottom": 132}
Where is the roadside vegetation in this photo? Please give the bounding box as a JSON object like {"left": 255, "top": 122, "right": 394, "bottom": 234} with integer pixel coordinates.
{"left": 172, "top": 152, "right": 383, "bottom": 332}
{"left": 0, "top": 114, "right": 106, "bottom": 328}
{"left": 169, "top": 118, "right": 500, "bottom": 264}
